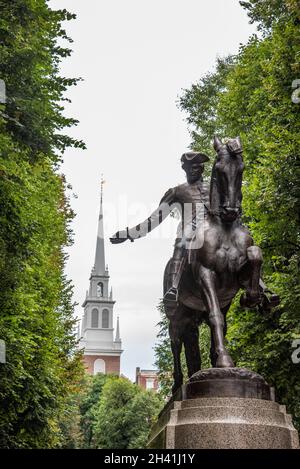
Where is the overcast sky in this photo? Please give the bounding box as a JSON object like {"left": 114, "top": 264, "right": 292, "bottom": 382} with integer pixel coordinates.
{"left": 50, "top": 0, "right": 255, "bottom": 381}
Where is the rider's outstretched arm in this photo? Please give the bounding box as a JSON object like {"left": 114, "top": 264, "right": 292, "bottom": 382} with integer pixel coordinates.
{"left": 110, "top": 187, "right": 177, "bottom": 243}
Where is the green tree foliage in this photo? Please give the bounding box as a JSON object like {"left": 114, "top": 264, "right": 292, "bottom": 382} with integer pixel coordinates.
{"left": 79, "top": 373, "right": 109, "bottom": 448}
{"left": 239, "top": 0, "right": 298, "bottom": 32}
{"left": 154, "top": 303, "right": 174, "bottom": 398}
{"left": 154, "top": 301, "right": 211, "bottom": 399}
{"left": 0, "top": 1, "right": 85, "bottom": 447}
{"left": 57, "top": 375, "right": 89, "bottom": 449}
{"left": 179, "top": 55, "right": 236, "bottom": 164}
{"left": 92, "top": 376, "right": 163, "bottom": 449}
{"left": 179, "top": 1, "right": 300, "bottom": 428}
{"left": 0, "top": 0, "right": 85, "bottom": 160}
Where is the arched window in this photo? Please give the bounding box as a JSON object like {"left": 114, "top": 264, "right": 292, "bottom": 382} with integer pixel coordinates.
{"left": 102, "top": 309, "right": 109, "bottom": 328}
{"left": 97, "top": 282, "right": 103, "bottom": 297}
{"left": 91, "top": 308, "right": 99, "bottom": 328}
{"left": 94, "top": 358, "right": 105, "bottom": 375}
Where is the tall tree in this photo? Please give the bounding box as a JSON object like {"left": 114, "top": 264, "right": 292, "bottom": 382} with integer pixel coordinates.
{"left": 92, "top": 376, "right": 163, "bottom": 449}
{"left": 179, "top": 0, "right": 300, "bottom": 428}
{"left": 0, "top": 0, "right": 85, "bottom": 448}
{"left": 79, "top": 373, "right": 109, "bottom": 448}
{"left": 239, "top": 0, "right": 297, "bottom": 32}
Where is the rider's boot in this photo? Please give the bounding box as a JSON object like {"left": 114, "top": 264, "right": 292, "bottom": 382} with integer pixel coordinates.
{"left": 164, "top": 256, "right": 187, "bottom": 303}
{"left": 164, "top": 263, "right": 180, "bottom": 302}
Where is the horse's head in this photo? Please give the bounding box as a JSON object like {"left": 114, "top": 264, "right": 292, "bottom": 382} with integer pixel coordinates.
{"left": 211, "top": 136, "right": 244, "bottom": 223}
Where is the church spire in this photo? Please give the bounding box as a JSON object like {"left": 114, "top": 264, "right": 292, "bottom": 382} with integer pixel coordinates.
{"left": 79, "top": 175, "right": 122, "bottom": 376}
{"left": 94, "top": 175, "right": 106, "bottom": 275}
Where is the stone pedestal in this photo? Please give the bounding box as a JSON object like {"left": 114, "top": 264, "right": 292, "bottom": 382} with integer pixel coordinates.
{"left": 148, "top": 368, "right": 299, "bottom": 449}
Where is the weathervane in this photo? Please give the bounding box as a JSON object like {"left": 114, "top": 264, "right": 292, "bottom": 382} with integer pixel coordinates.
{"left": 100, "top": 173, "right": 106, "bottom": 203}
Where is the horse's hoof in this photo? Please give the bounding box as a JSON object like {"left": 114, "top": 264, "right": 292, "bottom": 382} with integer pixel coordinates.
{"left": 216, "top": 354, "right": 234, "bottom": 368}
{"left": 240, "top": 292, "right": 261, "bottom": 308}
{"left": 269, "top": 294, "right": 280, "bottom": 307}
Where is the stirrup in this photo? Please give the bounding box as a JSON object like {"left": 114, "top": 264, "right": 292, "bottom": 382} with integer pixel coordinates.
{"left": 164, "top": 287, "right": 178, "bottom": 302}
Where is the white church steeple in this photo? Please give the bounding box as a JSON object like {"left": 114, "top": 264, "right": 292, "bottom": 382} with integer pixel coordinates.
{"left": 79, "top": 176, "right": 123, "bottom": 375}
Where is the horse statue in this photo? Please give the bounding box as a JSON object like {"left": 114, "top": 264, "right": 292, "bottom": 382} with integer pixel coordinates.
{"left": 163, "top": 136, "right": 279, "bottom": 393}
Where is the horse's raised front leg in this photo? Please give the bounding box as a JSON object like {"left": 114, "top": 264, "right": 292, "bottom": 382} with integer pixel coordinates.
{"left": 195, "top": 265, "right": 234, "bottom": 368}
{"left": 240, "top": 245, "right": 262, "bottom": 308}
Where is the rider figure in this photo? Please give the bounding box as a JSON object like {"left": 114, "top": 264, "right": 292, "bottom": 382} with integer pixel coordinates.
{"left": 110, "top": 151, "right": 210, "bottom": 302}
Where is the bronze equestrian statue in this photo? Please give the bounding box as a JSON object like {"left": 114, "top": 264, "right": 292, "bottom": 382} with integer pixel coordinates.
{"left": 110, "top": 149, "right": 210, "bottom": 303}
{"left": 110, "top": 136, "right": 279, "bottom": 393}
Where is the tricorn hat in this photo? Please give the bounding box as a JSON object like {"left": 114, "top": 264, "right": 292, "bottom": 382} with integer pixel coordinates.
{"left": 181, "top": 151, "right": 209, "bottom": 167}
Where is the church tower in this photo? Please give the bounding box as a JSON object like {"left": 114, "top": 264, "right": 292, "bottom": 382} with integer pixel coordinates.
{"left": 79, "top": 178, "right": 122, "bottom": 375}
